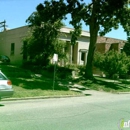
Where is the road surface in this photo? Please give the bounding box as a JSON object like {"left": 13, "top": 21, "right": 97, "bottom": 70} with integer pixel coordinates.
{"left": 0, "top": 90, "right": 130, "bottom": 130}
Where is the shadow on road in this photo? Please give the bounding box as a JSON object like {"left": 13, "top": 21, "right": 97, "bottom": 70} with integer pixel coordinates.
{"left": 84, "top": 94, "right": 92, "bottom": 96}
{"left": 0, "top": 104, "right": 4, "bottom": 107}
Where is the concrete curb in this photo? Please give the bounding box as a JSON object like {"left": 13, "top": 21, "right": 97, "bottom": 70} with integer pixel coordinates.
{"left": 1, "top": 95, "right": 85, "bottom": 101}
{"left": 117, "top": 92, "right": 130, "bottom": 94}
{"left": 1, "top": 84, "right": 88, "bottom": 101}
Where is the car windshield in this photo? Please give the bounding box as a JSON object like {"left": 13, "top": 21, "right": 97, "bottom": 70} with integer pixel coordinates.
{"left": 1, "top": 55, "right": 8, "bottom": 59}
{"left": 0, "top": 72, "right": 7, "bottom": 80}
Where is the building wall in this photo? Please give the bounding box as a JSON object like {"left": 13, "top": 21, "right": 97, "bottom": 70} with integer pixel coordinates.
{"left": 0, "top": 26, "right": 90, "bottom": 65}
{"left": 95, "top": 43, "right": 105, "bottom": 53}
{"left": 0, "top": 26, "right": 29, "bottom": 65}
{"left": 96, "top": 42, "right": 125, "bottom": 53}
{"left": 78, "top": 40, "right": 89, "bottom": 65}
{"left": 58, "top": 31, "right": 90, "bottom": 65}
{"left": 96, "top": 36, "right": 126, "bottom": 53}
{"left": 105, "top": 43, "right": 112, "bottom": 52}
{"left": 0, "top": 25, "right": 126, "bottom": 66}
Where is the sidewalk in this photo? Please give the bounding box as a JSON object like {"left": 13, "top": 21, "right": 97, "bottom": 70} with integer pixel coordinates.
{"left": 69, "top": 83, "right": 113, "bottom": 96}
{"left": 2, "top": 84, "right": 108, "bottom": 101}
{"left": 2, "top": 83, "right": 129, "bottom": 101}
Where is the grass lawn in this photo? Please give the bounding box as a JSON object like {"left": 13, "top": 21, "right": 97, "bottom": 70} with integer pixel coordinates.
{"left": 0, "top": 65, "right": 82, "bottom": 98}
{"left": 76, "top": 76, "right": 130, "bottom": 93}
{"left": 11, "top": 78, "right": 82, "bottom": 98}
{"left": 1, "top": 64, "right": 130, "bottom": 99}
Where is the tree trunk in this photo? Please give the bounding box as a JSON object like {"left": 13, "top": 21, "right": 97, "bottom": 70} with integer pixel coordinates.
{"left": 85, "top": 27, "right": 98, "bottom": 78}
{"left": 85, "top": 2, "right": 99, "bottom": 79}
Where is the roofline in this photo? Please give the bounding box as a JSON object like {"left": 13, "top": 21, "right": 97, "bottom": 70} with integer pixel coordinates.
{"left": 0, "top": 25, "right": 29, "bottom": 32}
{"left": 1, "top": 25, "right": 90, "bottom": 37}
{"left": 98, "top": 36, "right": 126, "bottom": 42}
{"left": 0, "top": 25, "right": 126, "bottom": 41}
{"left": 60, "top": 26, "right": 90, "bottom": 37}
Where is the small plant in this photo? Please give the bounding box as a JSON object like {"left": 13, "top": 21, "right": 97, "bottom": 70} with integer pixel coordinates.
{"left": 77, "top": 65, "right": 86, "bottom": 76}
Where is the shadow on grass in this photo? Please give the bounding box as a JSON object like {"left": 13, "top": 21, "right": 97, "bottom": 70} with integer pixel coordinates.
{"left": 74, "top": 77, "right": 130, "bottom": 92}
{"left": 10, "top": 77, "right": 69, "bottom": 91}
{"left": 94, "top": 79, "right": 123, "bottom": 90}
{"left": 0, "top": 65, "right": 70, "bottom": 91}
{"left": 97, "top": 78, "right": 130, "bottom": 90}
{"left": 3, "top": 65, "right": 130, "bottom": 92}
{"left": 120, "top": 80, "right": 130, "bottom": 84}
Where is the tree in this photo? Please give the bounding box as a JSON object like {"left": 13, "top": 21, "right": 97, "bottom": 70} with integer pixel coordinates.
{"left": 27, "top": 0, "right": 130, "bottom": 78}
{"left": 123, "top": 37, "right": 130, "bottom": 56}
{"left": 67, "top": 0, "right": 130, "bottom": 79}
{"left": 25, "top": 3, "right": 66, "bottom": 66}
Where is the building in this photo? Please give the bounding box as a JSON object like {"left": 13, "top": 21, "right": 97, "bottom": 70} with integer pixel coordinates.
{"left": 0, "top": 26, "right": 90, "bottom": 65}
{"left": 96, "top": 36, "right": 126, "bottom": 53}
{"left": 0, "top": 25, "right": 126, "bottom": 66}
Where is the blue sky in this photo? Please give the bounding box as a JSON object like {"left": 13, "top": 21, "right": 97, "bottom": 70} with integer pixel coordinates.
{"left": 0, "top": 0, "right": 127, "bottom": 40}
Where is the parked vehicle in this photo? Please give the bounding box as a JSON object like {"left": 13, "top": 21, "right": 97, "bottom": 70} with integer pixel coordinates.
{"left": 0, "top": 70, "right": 13, "bottom": 99}
{"left": 0, "top": 55, "right": 10, "bottom": 64}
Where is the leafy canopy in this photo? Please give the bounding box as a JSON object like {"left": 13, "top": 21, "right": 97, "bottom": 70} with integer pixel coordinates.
{"left": 25, "top": 0, "right": 130, "bottom": 78}
{"left": 25, "top": 2, "right": 68, "bottom": 66}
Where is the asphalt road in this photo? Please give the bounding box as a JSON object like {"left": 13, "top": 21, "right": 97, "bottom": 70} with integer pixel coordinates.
{"left": 0, "top": 90, "right": 130, "bottom": 130}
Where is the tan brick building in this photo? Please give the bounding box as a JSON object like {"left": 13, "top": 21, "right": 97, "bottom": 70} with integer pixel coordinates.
{"left": 96, "top": 36, "right": 126, "bottom": 53}
{"left": 0, "top": 26, "right": 90, "bottom": 65}
{"left": 0, "top": 25, "right": 126, "bottom": 66}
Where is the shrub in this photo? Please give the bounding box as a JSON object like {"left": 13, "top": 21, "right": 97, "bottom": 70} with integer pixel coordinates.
{"left": 77, "top": 65, "right": 86, "bottom": 76}
{"left": 44, "top": 64, "right": 73, "bottom": 79}
{"left": 93, "top": 50, "right": 130, "bottom": 79}
{"left": 123, "top": 37, "right": 130, "bottom": 56}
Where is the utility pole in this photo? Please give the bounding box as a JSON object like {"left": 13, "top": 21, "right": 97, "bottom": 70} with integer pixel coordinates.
{"left": 0, "top": 20, "right": 6, "bottom": 31}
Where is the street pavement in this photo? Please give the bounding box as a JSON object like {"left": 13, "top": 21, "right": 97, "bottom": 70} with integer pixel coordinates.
{"left": 0, "top": 89, "right": 130, "bottom": 130}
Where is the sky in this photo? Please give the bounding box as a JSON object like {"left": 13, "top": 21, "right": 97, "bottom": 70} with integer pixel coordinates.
{"left": 0, "top": 0, "right": 128, "bottom": 40}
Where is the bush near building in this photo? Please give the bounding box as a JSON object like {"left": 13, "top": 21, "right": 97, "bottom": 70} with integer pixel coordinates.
{"left": 93, "top": 50, "right": 130, "bottom": 79}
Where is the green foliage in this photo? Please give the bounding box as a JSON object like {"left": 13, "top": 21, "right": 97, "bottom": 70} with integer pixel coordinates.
{"left": 53, "top": 40, "right": 68, "bottom": 61}
{"left": 46, "top": 64, "right": 74, "bottom": 79}
{"left": 23, "top": 2, "right": 66, "bottom": 67}
{"left": 123, "top": 37, "right": 130, "bottom": 56}
{"left": 25, "top": 0, "right": 130, "bottom": 78}
{"left": 93, "top": 50, "right": 130, "bottom": 78}
{"left": 77, "top": 65, "right": 86, "bottom": 76}
{"left": 56, "top": 66, "right": 72, "bottom": 79}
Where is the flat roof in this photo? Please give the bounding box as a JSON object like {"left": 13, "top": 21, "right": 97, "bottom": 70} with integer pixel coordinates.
{"left": 60, "top": 26, "right": 90, "bottom": 37}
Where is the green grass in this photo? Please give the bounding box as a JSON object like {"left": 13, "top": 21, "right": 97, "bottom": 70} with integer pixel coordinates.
{"left": 12, "top": 86, "right": 81, "bottom": 98}
{"left": 76, "top": 76, "right": 130, "bottom": 93}
{"left": 1, "top": 64, "right": 130, "bottom": 99}
{"left": 0, "top": 65, "right": 82, "bottom": 98}
{"left": 11, "top": 77, "right": 82, "bottom": 98}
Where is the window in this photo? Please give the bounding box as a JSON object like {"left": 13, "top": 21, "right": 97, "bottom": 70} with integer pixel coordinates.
{"left": 79, "top": 49, "right": 88, "bottom": 61}
{"left": 109, "top": 43, "right": 118, "bottom": 51}
{"left": 120, "top": 48, "right": 123, "bottom": 53}
{"left": 81, "top": 52, "right": 85, "bottom": 61}
{"left": 11, "top": 43, "right": 15, "bottom": 55}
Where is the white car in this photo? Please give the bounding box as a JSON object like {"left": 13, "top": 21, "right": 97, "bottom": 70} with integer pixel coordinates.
{"left": 0, "top": 70, "right": 13, "bottom": 99}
